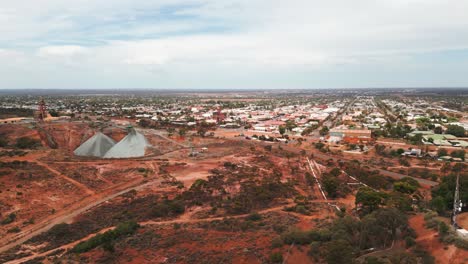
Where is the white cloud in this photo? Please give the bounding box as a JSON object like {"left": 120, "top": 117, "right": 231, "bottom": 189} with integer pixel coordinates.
{"left": 38, "top": 45, "right": 88, "bottom": 57}
{"left": 1, "top": 0, "right": 468, "bottom": 88}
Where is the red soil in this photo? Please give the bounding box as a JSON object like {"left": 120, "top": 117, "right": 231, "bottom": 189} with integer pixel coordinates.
{"left": 0, "top": 124, "right": 42, "bottom": 146}
{"left": 409, "top": 214, "right": 468, "bottom": 264}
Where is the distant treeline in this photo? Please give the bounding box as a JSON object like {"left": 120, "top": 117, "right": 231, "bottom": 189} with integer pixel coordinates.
{"left": 0, "top": 108, "right": 34, "bottom": 118}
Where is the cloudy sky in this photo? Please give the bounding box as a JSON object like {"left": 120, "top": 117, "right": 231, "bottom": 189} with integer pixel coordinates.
{"left": 1, "top": 0, "right": 468, "bottom": 89}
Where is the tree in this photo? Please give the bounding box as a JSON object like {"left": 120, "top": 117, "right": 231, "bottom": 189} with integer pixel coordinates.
{"left": 452, "top": 163, "right": 466, "bottom": 173}
{"left": 330, "top": 168, "right": 341, "bottom": 177}
{"left": 314, "top": 142, "right": 325, "bottom": 150}
{"left": 431, "top": 172, "right": 468, "bottom": 212}
{"left": 197, "top": 127, "right": 207, "bottom": 137}
{"left": 393, "top": 178, "right": 420, "bottom": 194}
{"left": 408, "top": 134, "right": 423, "bottom": 145}
{"left": 285, "top": 120, "right": 297, "bottom": 131}
{"left": 319, "top": 126, "right": 329, "bottom": 136}
{"left": 416, "top": 117, "right": 431, "bottom": 130}
{"left": 48, "top": 109, "right": 59, "bottom": 117}
{"left": 375, "top": 144, "right": 386, "bottom": 156}
{"left": 325, "top": 239, "right": 355, "bottom": 264}
{"left": 356, "top": 187, "right": 387, "bottom": 214}
{"left": 451, "top": 150, "right": 466, "bottom": 161}
{"left": 399, "top": 158, "right": 410, "bottom": 167}
{"left": 372, "top": 208, "right": 408, "bottom": 247}
{"left": 446, "top": 125, "right": 465, "bottom": 137}
{"left": 178, "top": 128, "right": 187, "bottom": 137}
{"left": 437, "top": 148, "right": 448, "bottom": 157}
{"left": 279, "top": 125, "right": 286, "bottom": 136}
{"left": 167, "top": 127, "right": 175, "bottom": 136}
{"left": 322, "top": 173, "right": 340, "bottom": 198}
{"left": 386, "top": 192, "right": 413, "bottom": 212}
{"left": 441, "top": 162, "right": 451, "bottom": 175}
{"left": 434, "top": 126, "right": 443, "bottom": 134}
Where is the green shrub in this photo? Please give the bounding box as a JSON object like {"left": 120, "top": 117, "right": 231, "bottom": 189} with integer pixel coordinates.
{"left": 424, "top": 211, "right": 438, "bottom": 221}
{"left": 71, "top": 221, "right": 139, "bottom": 253}
{"left": 151, "top": 199, "right": 185, "bottom": 217}
{"left": 7, "top": 226, "right": 21, "bottom": 233}
{"left": 412, "top": 245, "right": 435, "bottom": 264}
{"left": 281, "top": 229, "right": 312, "bottom": 245}
{"left": 270, "top": 237, "right": 283, "bottom": 248}
{"left": 295, "top": 205, "right": 309, "bottom": 215}
{"left": 280, "top": 228, "right": 331, "bottom": 245}
{"left": 438, "top": 222, "right": 449, "bottom": 237}
{"left": 308, "top": 241, "right": 321, "bottom": 260}
{"left": 425, "top": 219, "right": 438, "bottom": 229}
{"left": 269, "top": 252, "right": 283, "bottom": 263}
{"left": 405, "top": 236, "right": 415, "bottom": 248}
{"left": 441, "top": 234, "right": 456, "bottom": 244}
{"left": 0, "top": 138, "right": 7, "bottom": 147}
{"left": 1, "top": 213, "right": 16, "bottom": 225}
{"left": 245, "top": 212, "right": 262, "bottom": 221}
{"left": 14, "top": 137, "right": 41, "bottom": 149}
{"left": 455, "top": 238, "right": 468, "bottom": 250}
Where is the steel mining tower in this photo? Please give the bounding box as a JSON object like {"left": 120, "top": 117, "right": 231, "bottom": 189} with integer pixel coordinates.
{"left": 37, "top": 98, "right": 47, "bottom": 121}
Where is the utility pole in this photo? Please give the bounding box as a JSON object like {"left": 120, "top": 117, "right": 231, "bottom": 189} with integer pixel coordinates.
{"left": 188, "top": 136, "right": 195, "bottom": 157}
{"left": 452, "top": 172, "right": 461, "bottom": 228}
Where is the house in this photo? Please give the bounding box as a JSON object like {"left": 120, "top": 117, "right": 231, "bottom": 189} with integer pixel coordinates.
{"left": 402, "top": 149, "right": 422, "bottom": 157}
{"left": 253, "top": 125, "right": 267, "bottom": 132}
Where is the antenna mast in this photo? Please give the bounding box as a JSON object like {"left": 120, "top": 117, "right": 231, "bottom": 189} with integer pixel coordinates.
{"left": 453, "top": 172, "right": 461, "bottom": 228}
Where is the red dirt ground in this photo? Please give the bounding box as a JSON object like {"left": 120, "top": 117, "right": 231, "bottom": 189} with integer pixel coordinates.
{"left": 458, "top": 213, "right": 468, "bottom": 230}
{"left": 409, "top": 214, "right": 468, "bottom": 264}
{"left": 0, "top": 122, "right": 374, "bottom": 264}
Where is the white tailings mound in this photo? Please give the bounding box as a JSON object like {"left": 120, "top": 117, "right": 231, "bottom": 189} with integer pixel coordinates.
{"left": 74, "top": 132, "right": 116, "bottom": 157}
{"left": 103, "top": 129, "right": 150, "bottom": 158}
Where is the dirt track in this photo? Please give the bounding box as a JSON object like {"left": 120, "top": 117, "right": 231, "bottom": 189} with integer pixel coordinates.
{"left": 35, "top": 161, "right": 96, "bottom": 195}
{"left": 0, "top": 176, "right": 163, "bottom": 254}
{"left": 5, "top": 202, "right": 298, "bottom": 264}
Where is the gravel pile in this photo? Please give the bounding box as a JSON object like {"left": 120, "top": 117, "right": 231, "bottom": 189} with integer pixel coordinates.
{"left": 73, "top": 132, "right": 116, "bottom": 157}
{"left": 103, "top": 128, "right": 150, "bottom": 158}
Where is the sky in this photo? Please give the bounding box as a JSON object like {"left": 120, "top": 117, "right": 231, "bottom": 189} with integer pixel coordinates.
{"left": 1, "top": 0, "right": 468, "bottom": 89}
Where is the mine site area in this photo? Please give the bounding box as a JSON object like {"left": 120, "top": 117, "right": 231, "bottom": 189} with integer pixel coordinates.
{"left": 0, "top": 90, "right": 467, "bottom": 263}
{"left": 0, "top": 122, "right": 351, "bottom": 263}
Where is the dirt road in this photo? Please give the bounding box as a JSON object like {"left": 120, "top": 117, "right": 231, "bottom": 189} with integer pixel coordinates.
{"left": 6, "top": 202, "right": 298, "bottom": 264}
{"left": 0, "top": 177, "right": 163, "bottom": 254}
{"left": 36, "top": 161, "right": 96, "bottom": 196}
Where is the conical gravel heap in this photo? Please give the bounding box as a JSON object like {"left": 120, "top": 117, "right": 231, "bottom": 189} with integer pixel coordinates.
{"left": 74, "top": 132, "right": 116, "bottom": 157}
{"left": 103, "top": 128, "right": 150, "bottom": 158}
